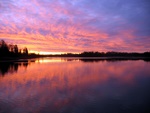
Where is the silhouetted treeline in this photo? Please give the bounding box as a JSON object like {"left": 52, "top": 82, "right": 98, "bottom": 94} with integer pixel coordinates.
{"left": 0, "top": 40, "right": 48, "bottom": 60}
{"left": 79, "top": 51, "right": 150, "bottom": 57}
{"left": 0, "top": 40, "right": 150, "bottom": 59}
{"left": 0, "top": 40, "right": 28, "bottom": 58}
{"left": 47, "top": 51, "right": 150, "bottom": 57}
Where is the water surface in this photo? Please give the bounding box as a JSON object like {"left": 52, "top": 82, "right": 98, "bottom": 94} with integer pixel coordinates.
{"left": 0, "top": 58, "right": 150, "bottom": 113}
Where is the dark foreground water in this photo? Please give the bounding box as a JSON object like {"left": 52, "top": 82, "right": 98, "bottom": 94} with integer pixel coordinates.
{"left": 0, "top": 58, "right": 150, "bottom": 113}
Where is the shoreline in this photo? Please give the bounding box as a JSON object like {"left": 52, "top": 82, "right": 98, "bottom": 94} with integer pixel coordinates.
{"left": 0, "top": 56, "right": 150, "bottom": 63}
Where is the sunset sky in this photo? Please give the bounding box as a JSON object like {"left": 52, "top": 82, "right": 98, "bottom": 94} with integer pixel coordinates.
{"left": 0, "top": 0, "right": 150, "bottom": 54}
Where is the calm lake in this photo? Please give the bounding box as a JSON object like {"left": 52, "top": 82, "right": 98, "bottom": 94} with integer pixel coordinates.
{"left": 0, "top": 57, "right": 150, "bottom": 113}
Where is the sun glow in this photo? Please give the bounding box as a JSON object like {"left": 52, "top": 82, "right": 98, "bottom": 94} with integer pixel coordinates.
{"left": 29, "top": 50, "right": 65, "bottom": 55}
{"left": 35, "top": 59, "right": 65, "bottom": 63}
{"left": 29, "top": 50, "right": 80, "bottom": 55}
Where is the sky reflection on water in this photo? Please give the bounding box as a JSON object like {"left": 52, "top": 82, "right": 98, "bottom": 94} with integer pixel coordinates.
{"left": 0, "top": 58, "right": 150, "bottom": 113}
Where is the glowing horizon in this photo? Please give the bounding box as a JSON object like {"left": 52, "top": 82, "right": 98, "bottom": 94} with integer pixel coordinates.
{"left": 0, "top": 0, "right": 150, "bottom": 53}
{"left": 29, "top": 50, "right": 80, "bottom": 55}
{"left": 29, "top": 50, "right": 64, "bottom": 55}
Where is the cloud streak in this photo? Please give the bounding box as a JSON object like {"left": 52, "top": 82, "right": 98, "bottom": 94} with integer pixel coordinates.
{"left": 0, "top": 0, "right": 150, "bottom": 53}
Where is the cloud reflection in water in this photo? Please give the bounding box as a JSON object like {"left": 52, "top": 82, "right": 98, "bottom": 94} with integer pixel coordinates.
{"left": 0, "top": 58, "right": 150, "bottom": 113}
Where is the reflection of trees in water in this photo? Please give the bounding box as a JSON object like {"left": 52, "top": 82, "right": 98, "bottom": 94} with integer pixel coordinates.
{"left": 0, "top": 63, "right": 18, "bottom": 76}
{"left": 79, "top": 58, "right": 150, "bottom": 63}
{"left": 56, "top": 58, "right": 150, "bottom": 63}
{"left": 0, "top": 61, "right": 34, "bottom": 76}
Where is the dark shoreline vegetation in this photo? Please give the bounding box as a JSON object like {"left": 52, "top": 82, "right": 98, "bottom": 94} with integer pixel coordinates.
{"left": 0, "top": 40, "right": 150, "bottom": 62}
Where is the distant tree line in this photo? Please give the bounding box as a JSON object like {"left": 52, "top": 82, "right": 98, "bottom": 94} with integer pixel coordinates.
{"left": 0, "top": 40, "right": 150, "bottom": 59}
{"left": 0, "top": 40, "right": 28, "bottom": 57}
{"left": 79, "top": 51, "right": 150, "bottom": 57}
{"left": 57, "top": 51, "right": 150, "bottom": 57}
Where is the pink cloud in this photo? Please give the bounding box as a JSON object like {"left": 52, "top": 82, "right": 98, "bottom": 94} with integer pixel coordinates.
{"left": 0, "top": 0, "right": 149, "bottom": 53}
